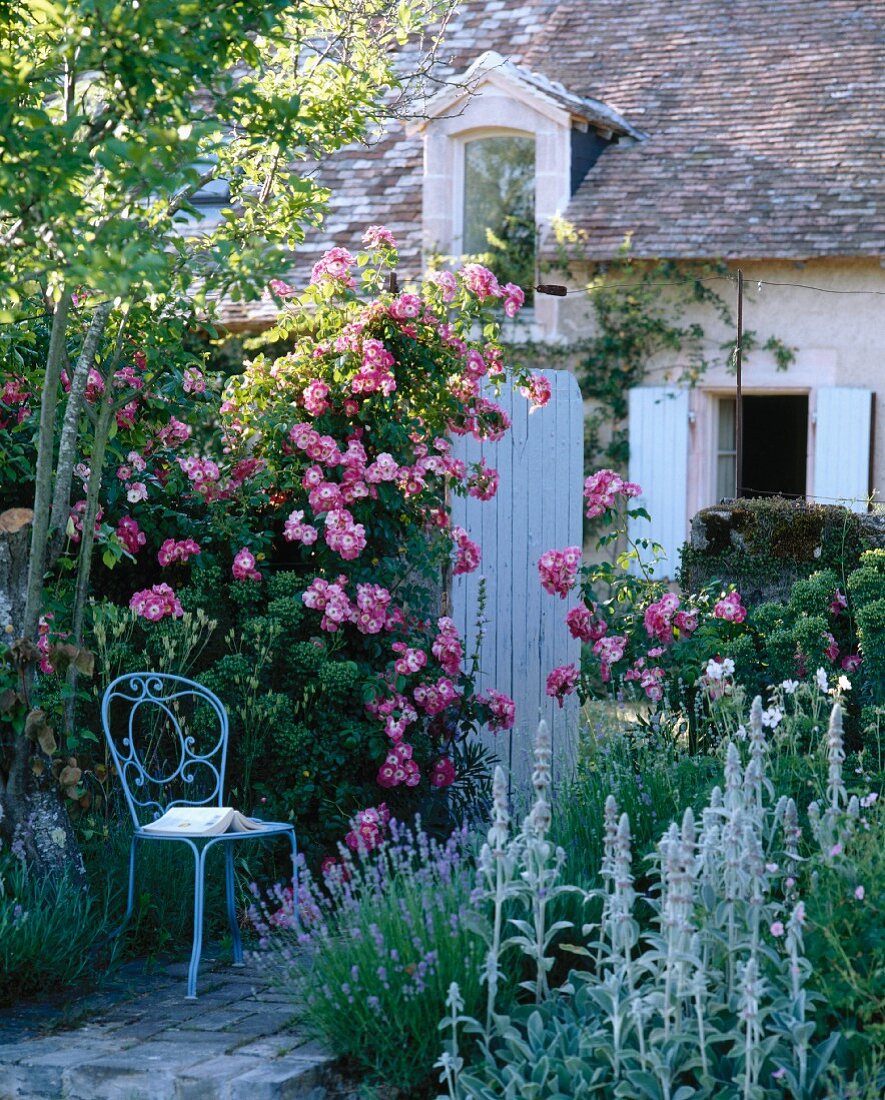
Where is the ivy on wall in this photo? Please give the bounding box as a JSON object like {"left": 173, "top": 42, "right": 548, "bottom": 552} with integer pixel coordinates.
{"left": 510, "top": 242, "right": 796, "bottom": 475}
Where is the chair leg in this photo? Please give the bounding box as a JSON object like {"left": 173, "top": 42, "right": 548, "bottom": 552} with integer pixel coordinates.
{"left": 110, "top": 835, "right": 139, "bottom": 940}
{"left": 289, "top": 829, "right": 299, "bottom": 930}
{"left": 224, "top": 846, "right": 244, "bottom": 966}
{"left": 186, "top": 844, "right": 207, "bottom": 1000}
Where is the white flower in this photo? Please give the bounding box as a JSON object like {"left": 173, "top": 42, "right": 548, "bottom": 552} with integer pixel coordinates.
{"left": 815, "top": 667, "right": 829, "bottom": 692}
{"left": 735, "top": 723, "right": 748, "bottom": 741}
{"left": 126, "top": 481, "right": 148, "bottom": 503}
{"left": 781, "top": 679, "right": 799, "bottom": 695}
{"left": 830, "top": 675, "right": 852, "bottom": 696}
{"left": 722, "top": 657, "right": 735, "bottom": 676}
{"left": 705, "top": 658, "right": 724, "bottom": 681}
{"left": 761, "top": 705, "right": 783, "bottom": 729}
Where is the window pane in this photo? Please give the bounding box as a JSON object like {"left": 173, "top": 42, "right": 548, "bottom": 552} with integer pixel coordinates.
{"left": 718, "top": 397, "right": 736, "bottom": 451}
{"left": 463, "top": 136, "right": 535, "bottom": 292}
{"left": 717, "top": 455, "right": 736, "bottom": 500}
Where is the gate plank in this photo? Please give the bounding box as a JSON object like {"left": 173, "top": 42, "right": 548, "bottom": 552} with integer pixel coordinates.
{"left": 452, "top": 371, "right": 583, "bottom": 791}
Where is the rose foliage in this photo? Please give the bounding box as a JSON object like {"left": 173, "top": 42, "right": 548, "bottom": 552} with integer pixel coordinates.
{"left": 3, "top": 236, "right": 538, "bottom": 858}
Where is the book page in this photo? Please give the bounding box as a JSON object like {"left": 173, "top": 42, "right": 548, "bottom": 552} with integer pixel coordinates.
{"left": 142, "top": 807, "right": 234, "bottom": 835}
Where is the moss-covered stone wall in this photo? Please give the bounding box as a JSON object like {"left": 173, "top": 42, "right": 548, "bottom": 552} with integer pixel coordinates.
{"left": 680, "top": 498, "right": 885, "bottom": 603}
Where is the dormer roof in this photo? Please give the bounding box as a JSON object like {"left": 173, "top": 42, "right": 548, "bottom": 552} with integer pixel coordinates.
{"left": 413, "top": 51, "right": 643, "bottom": 140}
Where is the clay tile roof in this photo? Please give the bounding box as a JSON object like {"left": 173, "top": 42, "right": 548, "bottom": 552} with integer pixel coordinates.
{"left": 221, "top": 0, "right": 884, "bottom": 325}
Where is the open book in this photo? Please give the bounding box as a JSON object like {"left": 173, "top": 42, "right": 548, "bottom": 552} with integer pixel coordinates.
{"left": 142, "top": 806, "right": 264, "bottom": 836}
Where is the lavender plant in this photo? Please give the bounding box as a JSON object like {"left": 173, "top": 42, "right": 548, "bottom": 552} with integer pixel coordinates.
{"left": 250, "top": 818, "right": 486, "bottom": 1093}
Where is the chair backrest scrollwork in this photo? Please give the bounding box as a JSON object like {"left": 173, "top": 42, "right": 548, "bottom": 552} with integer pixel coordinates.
{"left": 101, "top": 673, "right": 229, "bottom": 828}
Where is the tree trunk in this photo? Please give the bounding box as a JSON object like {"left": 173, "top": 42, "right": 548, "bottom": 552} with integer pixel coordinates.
{"left": 47, "top": 301, "right": 113, "bottom": 568}
{"left": 0, "top": 446, "right": 87, "bottom": 884}
{"left": 0, "top": 508, "right": 31, "bottom": 638}
{"left": 64, "top": 394, "right": 115, "bottom": 738}
{"left": 23, "top": 290, "right": 72, "bottom": 643}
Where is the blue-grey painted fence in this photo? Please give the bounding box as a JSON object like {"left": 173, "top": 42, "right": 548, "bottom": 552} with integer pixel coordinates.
{"left": 451, "top": 370, "right": 584, "bottom": 791}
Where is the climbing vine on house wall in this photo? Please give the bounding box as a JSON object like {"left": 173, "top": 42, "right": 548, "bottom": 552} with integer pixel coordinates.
{"left": 509, "top": 249, "right": 796, "bottom": 475}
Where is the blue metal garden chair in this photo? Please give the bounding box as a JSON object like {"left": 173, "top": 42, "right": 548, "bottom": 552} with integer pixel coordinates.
{"left": 101, "top": 672, "right": 298, "bottom": 999}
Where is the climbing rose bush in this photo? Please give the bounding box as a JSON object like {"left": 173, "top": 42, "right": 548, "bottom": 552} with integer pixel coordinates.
{"left": 84, "top": 235, "right": 529, "bottom": 848}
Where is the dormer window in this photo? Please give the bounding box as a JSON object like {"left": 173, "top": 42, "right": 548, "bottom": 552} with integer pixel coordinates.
{"left": 415, "top": 51, "right": 640, "bottom": 334}
{"left": 461, "top": 134, "right": 535, "bottom": 291}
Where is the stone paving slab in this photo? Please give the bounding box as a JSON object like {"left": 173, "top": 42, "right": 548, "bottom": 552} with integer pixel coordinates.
{"left": 0, "top": 953, "right": 345, "bottom": 1100}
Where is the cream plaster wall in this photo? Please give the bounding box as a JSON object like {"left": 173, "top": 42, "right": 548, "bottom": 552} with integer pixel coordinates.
{"left": 550, "top": 257, "right": 884, "bottom": 511}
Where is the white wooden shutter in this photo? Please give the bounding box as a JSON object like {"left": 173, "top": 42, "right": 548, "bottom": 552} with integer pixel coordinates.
{"left": 628, "top": 386, "right": 690, "bottom": 579}
{"left": 813, "top": 388, "right": 873, "bottom": 512}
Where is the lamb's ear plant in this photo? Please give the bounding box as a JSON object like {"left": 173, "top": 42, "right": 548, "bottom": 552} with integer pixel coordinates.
{"left": 445, "top": 697, "right": 848, "bottom": 1100}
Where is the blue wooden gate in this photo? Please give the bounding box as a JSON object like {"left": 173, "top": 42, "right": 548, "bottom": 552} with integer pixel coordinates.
{"left": 451, "top": 370, "right": 584, "bottom": 790}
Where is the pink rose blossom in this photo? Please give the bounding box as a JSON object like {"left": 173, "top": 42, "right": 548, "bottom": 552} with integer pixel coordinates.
{"left": 129, "top": 583, "right": 184, "bottom": 622}
{"left": 232, "top": 547, "right": 261, "bottom": 582}
{"left": 431, "top": 617, "right": 463, "bottom": 676}
{"left": 362, "top": 225, "right": 398, "bottom": 250}
{"left": 459, "top": 263, "right": 501, "bottom": 301}
{"left": 126, "top": 481, "right": 148, "bottom": 504}
{"left": 268, "top": 278, "right": 297, "bottom": 298}
{"left": 310, "top": 246, "right": 356, "bottom": 287}
{"left": 116, "top": 516, "right": 146, "bottom": 555}
{"left": 452, "top": 526, "right": 480, "bottom": 575}
{"left": 855, "top": 885, "right": 865, "bottom": 900}
{"left": 713, "top": 590, "right": 747, "bottom": 623}
{"left": 583, "top": 468, "right": 641, "bottom": 519}
{"left": 345, "top": 803, "right": 390, "bottom": 852}
{"left": 520, "top": 373, "right": 552, "bottom": 411}
{"left": 538, "top": 547, "right": 581, "bottom": 598}
{"left": 674, "top": 609, "right": 699, "bottom": 636}
{"left": 430, "top": 757, "right": 456, "bottom": 788}
{"left": 546, "top": 663, "right": 579, "bottom": 707}
{"left": 302, "top": 379, "right": 330, "bottom": 416}
{"left": 480, "top": 689, "right": 516, "bottom": 732}
{"left": 389, "top": 294, "right": 422, "bottom": 320}
{"left": 643, "top": 593, "right": 680, "bottom": 643}
{"left": 283, "top": 509, "right": 319, "bottom": 546}
{"left": 157, "top": 417, "right": 191, "bottom": 447}
{"left": 770, "top": 921, "right": 785, "bottom": 937}
{"left": 393, "top": 644, "right": 428, "bottom": 677}
{"left": 413, "top": 676, "right": 461, "bottom": 716}
{"left": 428, "top": 269, "right": 458, "bottom": 303}
{"left": 466, "top": 458, "right": 499, "bottom": 501}
{"left": 68, "top": 500, "right": 103, "bottom": 543}
{"left": 593, "top": 634, "right": 628, "bottom": 681}
{"left": 182, "top": 367, "right": 206, "bottom": 395}
{"left": 157, "top": 537, "right": 201, "bottom": 566}
{"left": 502, "top": 282, "right": 525, "bottom": 318}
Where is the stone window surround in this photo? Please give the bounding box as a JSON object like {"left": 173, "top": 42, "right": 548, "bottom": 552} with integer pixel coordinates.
{"left": 420, "top": 74, "right": 577, "bottom": 335}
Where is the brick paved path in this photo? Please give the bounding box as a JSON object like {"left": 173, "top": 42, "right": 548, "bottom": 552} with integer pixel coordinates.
{"left": 0, "top": 955, "right": 344, "bottom": 1100}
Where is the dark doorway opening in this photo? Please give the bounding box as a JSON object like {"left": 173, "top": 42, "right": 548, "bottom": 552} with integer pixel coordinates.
{"left": 741, "top": 395, "right": 808, "bottom": 498}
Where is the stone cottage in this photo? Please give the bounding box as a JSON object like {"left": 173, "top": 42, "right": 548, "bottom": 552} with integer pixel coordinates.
{"left": 219, "top": 0, "right": 884, "bottom": 573}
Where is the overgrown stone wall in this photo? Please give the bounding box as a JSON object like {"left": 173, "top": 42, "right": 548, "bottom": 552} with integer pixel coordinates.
{"left": 680, "top": 497, "right": 885, "bottom": 603}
